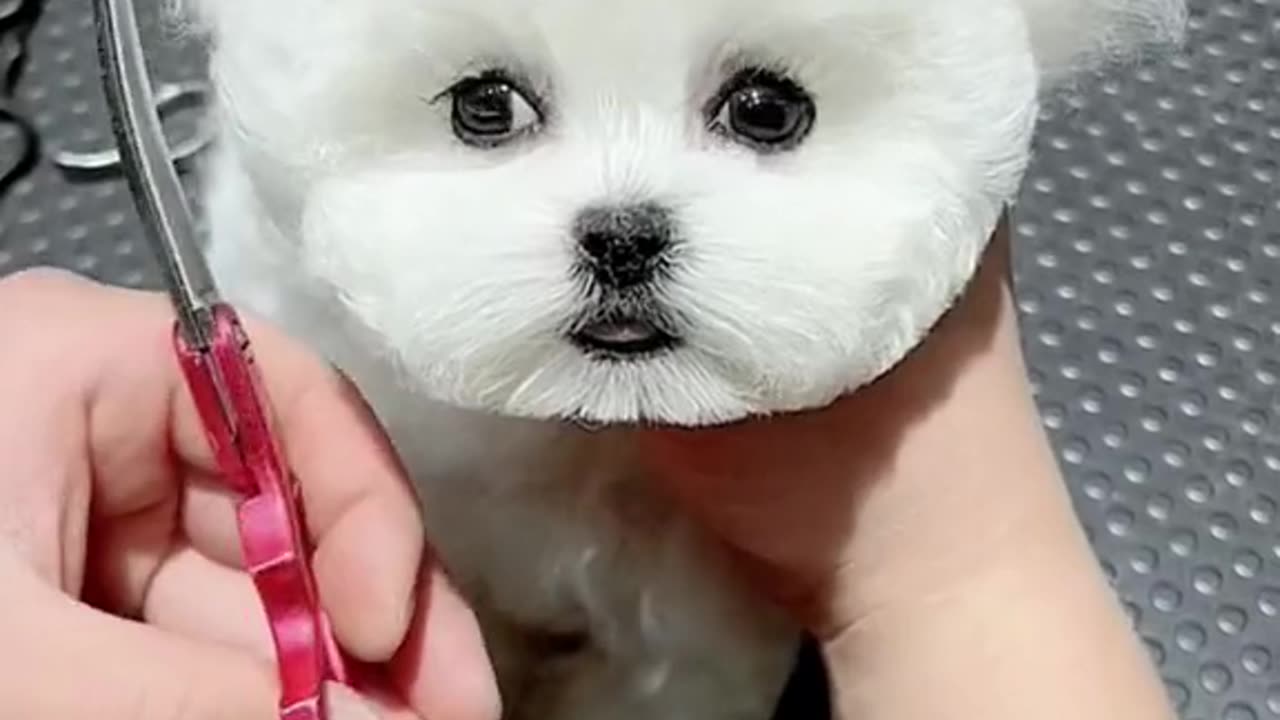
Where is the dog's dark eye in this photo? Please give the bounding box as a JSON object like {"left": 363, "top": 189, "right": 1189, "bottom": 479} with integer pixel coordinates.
{"left": 446, "top": 71, "right": 542, "bottom": 148}
{"left": 708, "top": 68, "right": 815, "bottom": 152}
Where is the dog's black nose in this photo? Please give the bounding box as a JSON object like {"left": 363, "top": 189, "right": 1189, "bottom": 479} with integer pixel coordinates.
{"left": 574, "top": 203, "right": 674, "bottom": 289}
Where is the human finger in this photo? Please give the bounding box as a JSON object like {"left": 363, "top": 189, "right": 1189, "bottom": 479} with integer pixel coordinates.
{"left": 0, "top": 548, "right": 278, "bottom": 720}
{"left": 140, "top": 541, "right": 501, "bottom": 720}
{"left": 4, "top": 269, "right": 427, "bottom": 663}
{"left": 141, "top": 544, "right": 276, "bottom": 660}
{"left": 390, "top": 568, "right": 503, "bottom": 720}
{"left": 161, "top": 313, "right": 427, "bottom": 663}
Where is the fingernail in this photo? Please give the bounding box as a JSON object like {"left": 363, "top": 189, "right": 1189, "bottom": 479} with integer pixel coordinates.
{"left": 325, "top": 682, "right": 383, "bottom": 720}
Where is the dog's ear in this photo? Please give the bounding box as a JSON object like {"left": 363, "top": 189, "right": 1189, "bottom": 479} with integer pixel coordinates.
{"left": 1014, "top": 0, "right": 1188, "bottom": 87}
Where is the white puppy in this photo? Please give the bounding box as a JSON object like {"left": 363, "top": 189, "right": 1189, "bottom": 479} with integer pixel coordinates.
{"left": 182, "top": 0, "right": 1184, "bottom": 717}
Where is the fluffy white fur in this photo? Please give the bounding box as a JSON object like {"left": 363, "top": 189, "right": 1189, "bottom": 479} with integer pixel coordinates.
{"left": 182, "top": 0, "right": 1184, "bottom": 717}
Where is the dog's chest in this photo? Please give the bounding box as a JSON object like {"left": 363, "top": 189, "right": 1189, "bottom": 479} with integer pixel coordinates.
{"left": 396, "top": 416, "right": 680, "bottom": 633}
{"left": 369, "top": 398, "right": 801, "bottom": 719}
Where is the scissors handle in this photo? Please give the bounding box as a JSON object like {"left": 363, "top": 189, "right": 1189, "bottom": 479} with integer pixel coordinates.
{"left": 174, "top": 303, "right": 348, "bottom": 719}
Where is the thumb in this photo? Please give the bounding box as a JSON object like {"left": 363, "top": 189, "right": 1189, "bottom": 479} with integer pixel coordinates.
{"left": 1, "top": 556, "right": 277, "bottom": 720}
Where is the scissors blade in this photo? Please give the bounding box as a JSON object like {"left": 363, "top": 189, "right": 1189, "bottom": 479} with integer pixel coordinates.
{"left": 93, "top": 0, "right": 217, "bottom": 349}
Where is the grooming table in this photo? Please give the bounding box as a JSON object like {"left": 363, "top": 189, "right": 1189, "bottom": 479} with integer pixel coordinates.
{"left": 1, "top": 1, "right": 1276, "bottom": 717}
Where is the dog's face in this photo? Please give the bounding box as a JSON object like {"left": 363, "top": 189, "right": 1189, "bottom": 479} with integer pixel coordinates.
{"left": 202, "top": 0, "right": 1055, "bottom": 425}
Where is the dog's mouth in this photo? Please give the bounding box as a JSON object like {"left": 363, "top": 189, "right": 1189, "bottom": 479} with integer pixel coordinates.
{"left": 569, "top": 314, "right": 680, "bottom": 358}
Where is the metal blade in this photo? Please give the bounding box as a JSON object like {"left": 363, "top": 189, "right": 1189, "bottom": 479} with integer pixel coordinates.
{"left": 93, "top": 0, "right": 217, "bottom": 349}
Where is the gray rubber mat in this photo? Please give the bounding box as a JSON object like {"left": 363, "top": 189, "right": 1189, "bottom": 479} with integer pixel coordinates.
{"left": 1, "top": 1, "right": 1277, "bottom": 718}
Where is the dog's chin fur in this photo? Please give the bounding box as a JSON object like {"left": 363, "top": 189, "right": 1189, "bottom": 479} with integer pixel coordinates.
{"left": 187, "top": 0, "right": 1183, "bottom": 717}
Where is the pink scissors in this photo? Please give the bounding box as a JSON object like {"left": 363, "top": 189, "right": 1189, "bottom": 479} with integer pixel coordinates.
{"left": 93, "top": 0, "right": 348, "bottom": 717}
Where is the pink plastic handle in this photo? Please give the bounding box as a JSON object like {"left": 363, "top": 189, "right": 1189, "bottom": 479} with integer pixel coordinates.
{"left": 174, "top": 303, "right": 348, "bottom": 720}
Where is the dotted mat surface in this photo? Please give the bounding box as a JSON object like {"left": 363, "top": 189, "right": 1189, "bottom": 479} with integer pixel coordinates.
{"left": 1, "top": 1, "right": 1278, "bottom": 718}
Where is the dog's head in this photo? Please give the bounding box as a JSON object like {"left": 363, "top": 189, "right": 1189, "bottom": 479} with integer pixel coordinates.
{"left": 191, "top": 0, "right": 1183, "bottom": 426}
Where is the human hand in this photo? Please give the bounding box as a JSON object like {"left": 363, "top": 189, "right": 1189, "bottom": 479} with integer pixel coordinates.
{"left": 641, "top": 222, "right": 1173, "bottom": 720}
{"left": 640, "top": 219, "right": 1046, "bottom": 636}
{"left": 0, "top": 269, "right": 499, "bottom": 720}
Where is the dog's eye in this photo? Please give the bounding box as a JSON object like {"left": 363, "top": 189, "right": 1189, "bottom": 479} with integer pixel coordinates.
{"left": 708, "top": 68, "right": 815, "bottom": 152}
{"left": 447, "top": 72, "right": 542, "bottom": 148}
